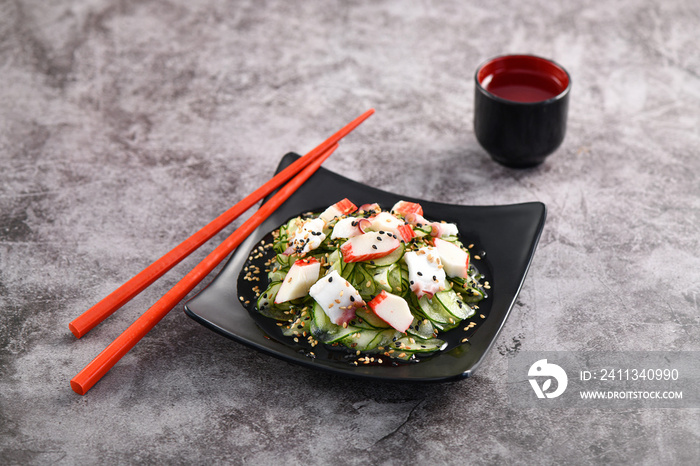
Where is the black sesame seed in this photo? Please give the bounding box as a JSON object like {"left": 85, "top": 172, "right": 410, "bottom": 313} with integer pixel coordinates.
{"left": 377, "top": 236, "right": 382, "bottom": 241}
{"left": 328, "top": 276, "right": 333, "bottom": 282}
{"left": 350, "top": 296, "right": 355, "bottom": 302}
{"left": 417, "top": 271, "right": 423, "bottom": 276}
{"left": 372, "top": 245, "right": 378, "bottom": 250}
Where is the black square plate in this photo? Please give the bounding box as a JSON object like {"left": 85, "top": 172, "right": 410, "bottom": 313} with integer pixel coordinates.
{"left": 184, "top": 153, "right": 546, "bottom": 382}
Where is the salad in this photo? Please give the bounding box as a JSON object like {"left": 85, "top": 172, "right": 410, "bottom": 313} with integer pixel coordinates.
{"left": 249, "top": 199, "right": 487, "bottom": 363}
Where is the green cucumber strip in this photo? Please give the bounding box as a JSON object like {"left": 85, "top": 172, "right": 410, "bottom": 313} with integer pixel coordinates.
{"left": 407, "top": 317, "right": 437, "bottom": 340}
{"left": 418, "top": 295, "right": 453, "bottom": 324}
{"left": 257, "top": 281, "right": 280, "bottom": 315}
{"left": 372, "top": 266, "right": 392, "bottom": 292}
{"left": 340, "top": 329, "right": 381, "bottom": 351}
{"left": 452, "top": 277, "right": 486, "bottom": 303}
{"left": 285, "top": 217, "right": 303, "bottom": 236}
{"left": 414, "top": 226, "right": 432, "bottom": 237}
{"left": 257, "top": 282, "right": 291, "bottom": 320}
{"left": 281, "top": 324, "right": 297, "bottom": 337}
{"left": 327, "top": 249, "right": 342, "bottom": 275}
{"left": 275, "top": 253, "right": 291, "bottom": 268}
{"left": 318, "top": 325, "right": 365, "bottom": 344}
{"left": 370, "top": 242, "right": 404, "bottom": 266}
{"left": 354, "top": 307, "right": 390, "bottom": 329}
{"left": 393, "top": 336, "right": 446, "bottom": 353}
{"left": 311, "top": 302, "right": 333, "bottom": 333}
{"left": 309, "top": 302, "right": 367, "bottom": 344}
{"left": 267, "top": 267, "right": 286, "bottom": 283}
{"left": 369, "top": 328, "right": 401, "bottom": 350}
{"left": 387, "top": 264, "right": 403, "bottom": 292}
{"left": 348, "top": 315, "right": 379, "bottom": 330}
{"left": 341, "top": 261, "right": 356, "bottom": 281}
{"left": 352, "top": 265, "right": 377, "bottom": 299}
{"left": 435, "top": 289, "right": 475, "bottom": 320}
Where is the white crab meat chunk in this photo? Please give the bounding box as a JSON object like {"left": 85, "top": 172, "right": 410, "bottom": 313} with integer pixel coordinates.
{"left": 274, "top": 258, "right": 321, "bottom": 303}
{"left": 404, "top": 246, "right": 447, "bottom": 298}
{"left": 404, "top": 213, "right": 458, "bottom": 238}
{"left": 331, "top": 217, "right": 362, "bottom": 239}
{"left": 319, "top": 198, "right": 358, "bottom": 223}
{"left": 431, "top": 222, "right": 459, "bottom": 237}
{"left": 309, "top": 270, "right": 364, "bottom": 325}
{"left": 368, "top": 290, "right": 413, "bottom": 333}
{"left": 287, "top": 218, "right": 326, "bottom": 255}
{"left": 368, "top": 211, "right": 404, "bottom": 232}
{"left": 433, "top": 237, "right": 470, "bottom": 278}
{"left": 391, "top": 200, "right": 423, "bottom": 217}
{"left": 368, "top": 212, "right": 414, "bottom": 242}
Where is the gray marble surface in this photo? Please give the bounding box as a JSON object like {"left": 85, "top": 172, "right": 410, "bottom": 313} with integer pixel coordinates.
{"left": 1, "top": 0, "right": 699, "bottom": 464}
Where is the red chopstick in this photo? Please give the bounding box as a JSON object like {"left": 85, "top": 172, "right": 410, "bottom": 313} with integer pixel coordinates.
{"left": 71, "top": 143, "right": 338, "bottom": 395}
{"left": 69, "top": 108, "right": 375, "bottom": 338}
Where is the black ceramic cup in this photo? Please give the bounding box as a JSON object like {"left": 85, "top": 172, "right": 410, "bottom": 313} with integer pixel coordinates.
{"left": 474, "top": 54, "right": 571, "bottom": 168}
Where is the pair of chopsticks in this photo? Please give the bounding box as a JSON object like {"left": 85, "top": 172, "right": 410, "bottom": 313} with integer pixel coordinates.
{"left": 70, "top": 109, "right": 375, "bottom": 395}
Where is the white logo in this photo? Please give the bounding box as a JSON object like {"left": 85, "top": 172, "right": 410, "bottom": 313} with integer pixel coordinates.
{"left": 528, "top": 359, "right": 568, "bottom": 399}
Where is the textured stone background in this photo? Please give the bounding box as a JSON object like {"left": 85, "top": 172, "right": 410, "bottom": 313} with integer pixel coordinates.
{"left": 1, "top": 0, "right": 699, "bottom": 464}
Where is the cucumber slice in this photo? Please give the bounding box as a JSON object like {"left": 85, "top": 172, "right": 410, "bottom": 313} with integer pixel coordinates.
{"left": 310, "top": 302, "right": 333, "bottom": 334}
{"left": 381, "top": 263, "right": 409, "bottom": 294}
{"left": 275, "top": 253, "right": 291, "bottom": 268}
{"left": 352, "top": 265, "right": 378, "bottom": 299}
{"left": 257, "top": 282, "right": 290, "bottom": 320}
{"left": 414, "top": 226, "right": 432, "bottom": 237}
{"left": 309, "top": 302, "right": 368, "bottom": 343}
{"left": 407, "top": 317, "right": 437, "bottom": 340}
{"left": 369, "top": 328, "right": 401, "bottom": 350}
{"left": 435, "top": 289, "right": 475, "bottom": 320}
{"left": 319, "top": 325, "right": 365, "bottom": 344}
{"left": 354, "top": 306, "right": 390, "bottom": 329}
{"left": 372, "top": 266, "right": 392, "bottom": 292}
{"left": 340, "top": 328, "right": 381, "bottom": 351}
{"left": 348, "top": 315, "right": 379, "bottom": 330}
{"left": 452, "top": 277, "right": 486, "bottom": 303}
{"left": 327, "top": 249, "right": 343, "bottom": 275}
{"left": 340, "top": 261, "right": 356, "bottom": 281}
{"left": 418, "top": 295, "right": 454, "bottom": 325}
{"left": 392, "top": 336, "right": 446, "bottom": 353}
{"left": 285, "top": 216, "right": 303, "bottom": 237}
{"left": 267, "top": 267, "right": 286, "bottom": 283}
{"left": 281, "top": 313, "right": 314, "bottom": 337}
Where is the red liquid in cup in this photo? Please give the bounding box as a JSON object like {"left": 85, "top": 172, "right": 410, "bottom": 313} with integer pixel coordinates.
{"left": 485, "top": 71, "right": 562, "bottom": 103}
{"left": 477, "top": 55, "right": 570, "bottom": 104}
